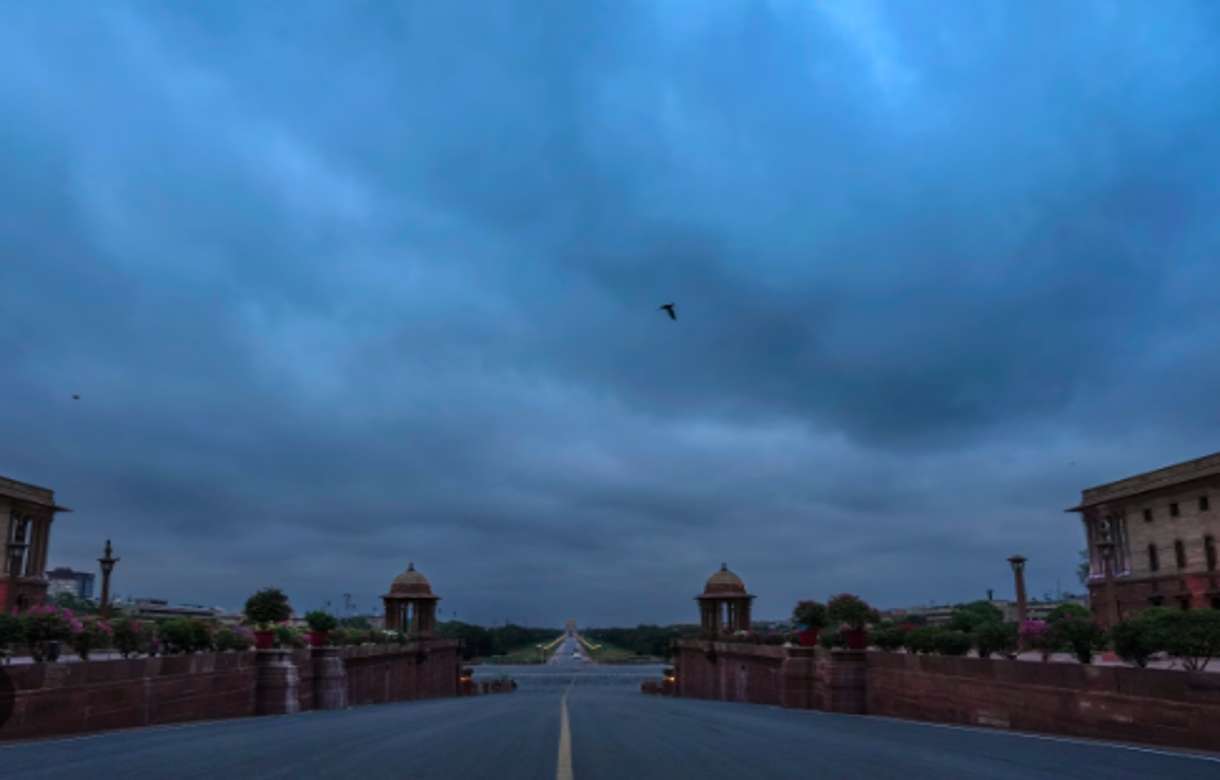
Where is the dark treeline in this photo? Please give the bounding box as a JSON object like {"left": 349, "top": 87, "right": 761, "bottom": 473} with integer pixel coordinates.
{"left": 583, "top": 625, "right": 701, "bottom": 658}
{"left": 436, "top": 621, "right": 559, "bottom": 660}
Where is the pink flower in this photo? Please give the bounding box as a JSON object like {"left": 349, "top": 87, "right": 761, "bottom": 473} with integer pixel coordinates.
{"left": 1019, "top": 619, "right": 1048, "bottom": 638}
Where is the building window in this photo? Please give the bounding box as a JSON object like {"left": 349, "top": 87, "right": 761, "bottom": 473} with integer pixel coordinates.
{"left": 1149, "top": 595, "right": 1165, "bottom": 607}
{"left": 1143, "top": 508, "right": 1153, "bottom": 523}
{"left": 1170, "top": 502, "right": 1180, "bottom": 517}
{"left": 1175, "top": 539, "right": 1187, "bottom": 569}
{"left": 1206, "top": 536, "right": 1217, "bottom": 572}
{"left": 1148, "top": 544, "right": 1159, "bottom": 572}
{"left": 1179, "top": 596, "right": 1191, "bottom": 610}
{"left": 1201, "top": 496, "right": 1211, "bottom": 512}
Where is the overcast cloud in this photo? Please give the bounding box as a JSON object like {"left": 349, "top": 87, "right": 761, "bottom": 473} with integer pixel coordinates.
{"left": 4, "top": 1, "right": 1220, "bottom": 626}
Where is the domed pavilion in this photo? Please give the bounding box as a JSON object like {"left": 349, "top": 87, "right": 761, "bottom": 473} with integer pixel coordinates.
{"left": 696, "top": 562, "right": 755, "bottom": 637}
{"left": 382, "top": 562, "right": 440, "bottom": 637}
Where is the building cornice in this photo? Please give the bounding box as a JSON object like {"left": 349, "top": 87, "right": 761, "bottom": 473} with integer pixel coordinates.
{"left": 1066, "top": 450, "right": 1220, "bottom": 512}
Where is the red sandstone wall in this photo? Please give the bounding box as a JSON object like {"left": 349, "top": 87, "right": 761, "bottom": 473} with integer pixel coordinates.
{"left": 342, "top": 640, "right": 459, "bottom": 707}
{"left": 0, "top": 640, "right": 462, "bottom": 743}
{"left": 675, "top": 641, "right": 784, "bottom": 706}
{"left": 0, "top": 652, "right": 258, "bottom": 742}
{"left": 866, "top": 652, "right": 1220, "bottom": 752}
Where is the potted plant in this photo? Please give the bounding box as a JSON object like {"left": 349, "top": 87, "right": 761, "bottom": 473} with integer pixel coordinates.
{"left": 792, "top": 600, "right": 828, "bottom": 647}
{"left": 244, "top": 588, "right": 292, "bottom": 649}
{"left": 304, "top": 611, "right": 337, "bottom": 647}
{"left": 827, "top": 594, "right": 878, "bottom": 650}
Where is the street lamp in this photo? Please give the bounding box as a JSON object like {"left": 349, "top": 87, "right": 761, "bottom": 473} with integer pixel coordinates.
{"left": 5, "top": 537, "right": 28, "bottom": 614}
{"left": 98, "top": 539, "right": 119, "bottom": 619}
{"left": 1096, "top": 538, "right": 1119, "bottom": 627}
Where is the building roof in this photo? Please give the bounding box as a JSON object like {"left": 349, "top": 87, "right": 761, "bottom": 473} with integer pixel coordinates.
{"left": 0, "top": 475, "right": 71, "bottom": 512}
{"left": 697, "top": 562, "right": 754, "bottom": 599}
{"left": 1066, "top": 450, "right": 1220, "bottom": 512}
{"left": 384, "top": 562, "right": 439, "bottom": 599}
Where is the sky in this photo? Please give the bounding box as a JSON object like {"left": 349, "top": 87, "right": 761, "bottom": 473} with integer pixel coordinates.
{"left": 4, "top": 1, "right": 1220, "bottom": 627}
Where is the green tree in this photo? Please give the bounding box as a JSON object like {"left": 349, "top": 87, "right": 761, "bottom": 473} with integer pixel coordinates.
{"left": 1049, "top": 616, "right": 1104, "bottom": 664}
{"left": 1109, "top": 615, "right": 1164, "bottom": 668}
{"left": 1149, "top": 609, "right": 1220, "bottom": 671}
{"left": 933, "top": 630, "right": 973, "bottom": 656}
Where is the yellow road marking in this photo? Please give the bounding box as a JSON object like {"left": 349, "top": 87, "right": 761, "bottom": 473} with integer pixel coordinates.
{"left": 557, "top": 684, "right": 574, "bottom": 780}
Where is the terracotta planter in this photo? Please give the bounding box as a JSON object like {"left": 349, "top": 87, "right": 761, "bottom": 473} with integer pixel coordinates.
{"left": 843, "top": 628, "right": 868, "bottom": 650}
{"left": 254, "top": 630, "right": 275, "bottom": 650}
{"left": 796, "top": 628, "right": 820, "bottom": 647}
{"left": 309, "top": 631, "right": 329, "bottom": 648}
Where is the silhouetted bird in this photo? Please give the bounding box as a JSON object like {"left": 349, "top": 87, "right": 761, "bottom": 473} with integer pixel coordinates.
{"left": 72, "top": 394, "right": 80, "bottom": 400}
{"left": 659, "top": 303, "right": 677, "bottom": 321}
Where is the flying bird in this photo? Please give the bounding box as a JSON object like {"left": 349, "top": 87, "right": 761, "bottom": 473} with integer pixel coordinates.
{"left": 659, "top": 303, "right": 677, "bottom": 321}
{"left": 72, "top": 394, "right": 80, "bottom": 400}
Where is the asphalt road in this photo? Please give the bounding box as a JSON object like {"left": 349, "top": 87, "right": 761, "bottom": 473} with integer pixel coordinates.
{"left": 2, "top": 664, "right": 1217, "bottom": 779}
{"left": 548, "top": 634, "right": 590, "bottom": 665}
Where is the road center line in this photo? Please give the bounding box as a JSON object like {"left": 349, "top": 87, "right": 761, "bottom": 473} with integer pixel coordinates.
{"left": 556, "top": 683, "right": 574, "bottom": 780}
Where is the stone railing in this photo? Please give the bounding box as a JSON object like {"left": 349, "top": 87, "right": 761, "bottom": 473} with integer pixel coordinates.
{"left": 0, "top": 639, "right": 461, "bottom": 742}
{"left": 670, "top": 641, "right": 1220, "bottom": 752}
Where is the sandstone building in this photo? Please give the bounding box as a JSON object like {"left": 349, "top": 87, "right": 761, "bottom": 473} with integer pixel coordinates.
{"left": 1, "top": 475, "right": 71, "bottom": 611}
{"left": 1068, "top": 451, "right": 1220, "bottom": 622}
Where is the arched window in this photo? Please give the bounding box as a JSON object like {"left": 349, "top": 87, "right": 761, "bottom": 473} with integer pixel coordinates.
{"left": 1174, "top": 539, "right": 1187, "bottom": 569}
{"left": 1148, "top": 543, "right": 1159, "bottom": 572}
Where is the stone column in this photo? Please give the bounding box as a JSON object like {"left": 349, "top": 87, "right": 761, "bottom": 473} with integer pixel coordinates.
{"left": 312, "top": 647, "right": 348, "bottom": 710}
{"left": 255, "top": 649, "right": 301, "bottom": 715}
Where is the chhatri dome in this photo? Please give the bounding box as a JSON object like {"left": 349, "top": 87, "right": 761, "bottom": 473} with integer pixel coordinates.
{"left": 696, "top": 563, "right": 755, "bottom": 636}
{"left": 382, "top": 562, "right": 440, "bottom": 636}
{"left": 702, "top": 562, "right": 748, "bottom": 595}
{"left": 389, "top": 562, "right": 435, "bottom": 596}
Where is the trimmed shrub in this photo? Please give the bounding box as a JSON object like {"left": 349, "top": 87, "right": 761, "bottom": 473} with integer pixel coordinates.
{"left": 973, "top": 621, "right": 1018, "bottom": 659}
{"left": 1149, "top": 608, "right": 1220, "bottom": 672}
{"left": 827, "top": 594, "right": 879, "bottom": 630}
{"left": 819, "top": 628, "right": 845, "bottom": 649}
{"left": 159, "top": 618, "right": 213, "bottom": 654}
{"left": 305, "top": 611, "right": 338, "bottom": 633}
{"left": 904, "top": 626, "right": 941, "bottom": 655}
{"left": 1109, "top": 616, "right": 1164, "bottom": 668}
{"left": 872, "top": 622, "right": 907, "bottom": 652}
{"left": 244, "top": 588, "right": 292, "bottom": 627}
{"left": 1049, "top": 616, "right": 1104, "bottom": 664}
{"left": 933, "top": 630, "right": 973, "bottom": 656}
{"left": 215, "top": 625, "right": 254, "bottom": 652}
{"left": 792, "top": 601, "right": 828, "bottom": 630}
{"left": 0, "top": 613, "right": 24, "bottom": 651}
{"left": 274, "top": 625, "right": 306, "bottom": 649}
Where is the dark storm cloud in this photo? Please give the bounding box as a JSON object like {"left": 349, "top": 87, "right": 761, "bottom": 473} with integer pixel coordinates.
{"left": 4, "top": 1, "right": 1220, "bottom": 625}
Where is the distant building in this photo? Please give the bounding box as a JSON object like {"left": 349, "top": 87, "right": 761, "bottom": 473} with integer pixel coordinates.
{"left": 1, "top": 475, "right": 72, "bottom": 612}
{"left": 1068, "top": 450, "right": 1220, "bottom": 623}
{"left": 882, "top": 596, "right": 1089, "bottom": 626}
{"left": 46, "top": 567, "right": 96, "bottom": 600}
{"left": 123, "top": 598, "right": 242, "bottom": 625}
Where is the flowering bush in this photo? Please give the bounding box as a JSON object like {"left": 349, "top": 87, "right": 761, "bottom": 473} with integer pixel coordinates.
{"left": 20, "top": 604, "right": 77, "bottom": 662}
{"left": 1019, "top": 619, "right": 1053, "bottom": 660}
{"left": 112, "top": 619, "right": 153, "bottom": 658}
{"left": 973, "top": 621, "right": 1019, "bottom": 659}
{"left": 71, "top": 619, "right": 113, "bottom": 660}
{"left": 244, "top": 588, "right": 292, "bottom": 628}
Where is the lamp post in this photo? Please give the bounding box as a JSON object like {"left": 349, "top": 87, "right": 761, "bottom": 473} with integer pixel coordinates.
{"left": 5, "top": 538, "right": 28, "bottom": 614}
{"left": 1097, "top": 539, "right": 1119, "bottom": 628}
{"left": 98, "top": 539, "right": 119, "bottom": 619}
